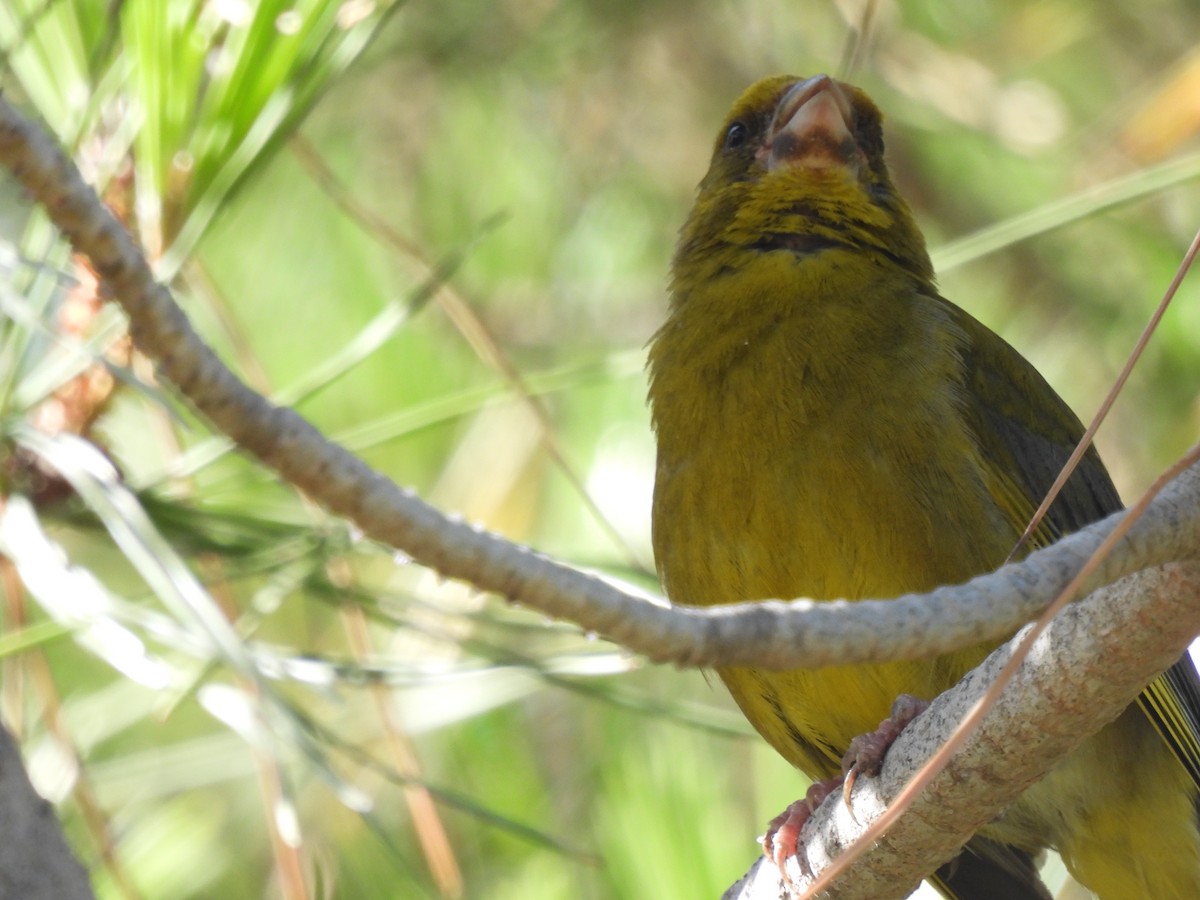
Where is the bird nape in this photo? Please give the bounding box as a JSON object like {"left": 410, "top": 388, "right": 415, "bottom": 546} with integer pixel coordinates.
{"left": 648, "top": 73, "right": 1200, "bottom": 899}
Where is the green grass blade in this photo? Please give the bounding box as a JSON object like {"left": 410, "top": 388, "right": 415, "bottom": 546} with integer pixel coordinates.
{"left": 933, "top": 150, "right": 1200, "bottom": 271}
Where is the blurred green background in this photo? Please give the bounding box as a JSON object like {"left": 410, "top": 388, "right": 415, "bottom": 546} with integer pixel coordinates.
{"left": 1, "top": 1, "right": 1199, "bottom": 898}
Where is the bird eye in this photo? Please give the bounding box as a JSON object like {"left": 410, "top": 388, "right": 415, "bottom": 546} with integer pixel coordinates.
{"left": 723, "top": 121, "right": 749, "bottom": 151}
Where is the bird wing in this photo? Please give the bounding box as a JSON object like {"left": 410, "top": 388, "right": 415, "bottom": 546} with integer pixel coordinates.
{"left": 946, "top": 293, "right": 1200, "bottom": 789}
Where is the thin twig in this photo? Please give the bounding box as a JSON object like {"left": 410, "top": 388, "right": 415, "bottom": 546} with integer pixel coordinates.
{"left": 1008, "top": 226, "right": 1200, "bottom": 561}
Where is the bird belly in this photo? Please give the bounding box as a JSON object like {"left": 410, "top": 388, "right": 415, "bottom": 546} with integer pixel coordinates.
{"left": 718, "top": 657, "right": 958, "bottom": 778}
{"left": 650, "top": 281, "right": 1015, "bottom": 779}
{"left": 654, "top": 394, "right": 1007, "bottom": 778}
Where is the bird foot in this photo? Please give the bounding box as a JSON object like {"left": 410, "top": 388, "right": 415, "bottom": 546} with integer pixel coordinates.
{"left": 841, "top": 694, "right": 929, "bottom": 808}
{"left": 761, "top": 776, "right": 842, "bottom": 879}
{"left": 762, "top": 694, "right": 930, "bottom": 882}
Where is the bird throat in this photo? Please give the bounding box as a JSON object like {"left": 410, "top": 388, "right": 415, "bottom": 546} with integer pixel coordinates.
{"left": 751, "top": 232, "right": 845, "bottom": 257}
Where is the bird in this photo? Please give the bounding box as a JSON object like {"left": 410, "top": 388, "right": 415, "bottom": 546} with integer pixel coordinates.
{"left": 647, "top": 72, "right": 1200, "bottom": 899}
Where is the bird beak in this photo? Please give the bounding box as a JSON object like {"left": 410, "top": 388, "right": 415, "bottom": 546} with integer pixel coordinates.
{"left": 762, "top": 74, "right": 862, "bottom": 175}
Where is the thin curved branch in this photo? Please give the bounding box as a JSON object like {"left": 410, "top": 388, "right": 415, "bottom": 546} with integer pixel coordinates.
{"left": 0, "top": 97, "right": 1197, "bottom": 676}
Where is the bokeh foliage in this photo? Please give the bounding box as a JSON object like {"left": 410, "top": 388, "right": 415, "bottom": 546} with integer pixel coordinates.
{"left": 1, "top": 1, "right": 1199, "bottom": 898}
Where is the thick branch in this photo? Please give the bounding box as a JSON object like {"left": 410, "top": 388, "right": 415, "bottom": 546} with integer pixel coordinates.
{"left": 1, "top": 98, "right": 1198, "bottom": 676}
{"left": 727, "top": 562, "right": 1200, "bottom": 899}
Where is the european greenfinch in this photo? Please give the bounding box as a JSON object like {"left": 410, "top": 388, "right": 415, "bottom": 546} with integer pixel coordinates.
{"left": 648, "top": 73, "right": 1200, "bottom": 899}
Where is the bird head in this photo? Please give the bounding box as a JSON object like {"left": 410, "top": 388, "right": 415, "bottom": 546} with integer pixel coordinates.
{"left": 673, "top": 74, "right": 933, "bottom": 289}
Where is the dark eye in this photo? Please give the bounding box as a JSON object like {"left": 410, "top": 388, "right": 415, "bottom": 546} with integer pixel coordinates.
{"left": 723, "top": 121, "right": 749, "bottom": 151}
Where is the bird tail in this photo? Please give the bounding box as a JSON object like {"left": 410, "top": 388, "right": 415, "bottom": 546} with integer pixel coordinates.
{"left": 932, "top": 837, "right": 1053, "bottom": 900}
